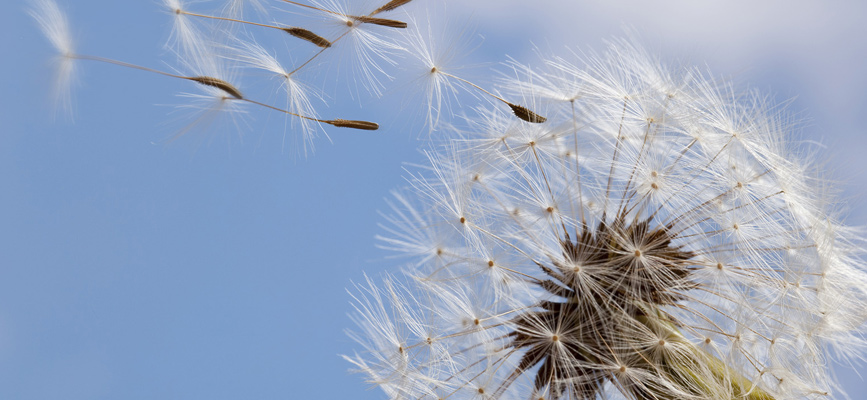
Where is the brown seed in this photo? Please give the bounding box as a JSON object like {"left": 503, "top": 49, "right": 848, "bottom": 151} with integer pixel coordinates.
{"left": 326, "top": 119, "right": 380, "bottom": 130}
{"left": 187, "top": 76, "right": 243, "bottom": 99}
{"left": 283, "top": 27, "right": 331, "bottom": 48}
{"left": 355, "top": 16, "right": 407, "bottom": 28}
{"left": 371, "top": 0, "right": 412, "bottom": 15}
{"left": 507, "top": 103, "right": 547, "bottom": 123}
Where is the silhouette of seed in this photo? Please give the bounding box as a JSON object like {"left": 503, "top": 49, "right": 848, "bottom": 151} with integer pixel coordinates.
{"left": 283, "top": 27, "right": 331, "bottom": 48}
{"left": 355, "top": 16, "right": 407, "bottom": 28}
{"left": 508, "top": 103, "right": 546, "bottom": 123}
{"left": 327, "top": 119, "right": 380, "bottom": 130}
{"left": 187, "top": 76, "right": 243, "bottom": 99}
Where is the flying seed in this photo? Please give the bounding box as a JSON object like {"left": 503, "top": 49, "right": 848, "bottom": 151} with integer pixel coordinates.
{"left": 186, "top": 76, "right": 243, "bottom": 99}
{"left": 355, "top": 16, "right": 407, "bottom": 28}
{"left": 371, "top": 0, "right": 412, "bottom": 15}
{"left": 283, "top": 27, "right": 331, "bottom": 48}
{"left": 326, "top": 119, "right": 380, "bottom": 130}
{"left": 508, "top": 103, "right": 547, "bottom": 123}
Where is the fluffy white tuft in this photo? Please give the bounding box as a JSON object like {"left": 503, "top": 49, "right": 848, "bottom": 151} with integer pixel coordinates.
{"left": 28, "top": 0, "right": 77, "bottom": 119}
{"left": 346, "top": 39, "right": 867, "bottom": 400}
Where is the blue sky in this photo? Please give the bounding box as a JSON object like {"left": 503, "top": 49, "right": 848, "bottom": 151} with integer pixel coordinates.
{"left": 2, "top": 0, "right": 865, "bottom": 399}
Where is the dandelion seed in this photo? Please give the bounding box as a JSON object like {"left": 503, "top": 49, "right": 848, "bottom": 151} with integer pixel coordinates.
{"left": 354, "top": 16, "right": 407, "bottom": 29}
{"left": 347, "top": 40, "right": 867, "bottom": 399}
{"left": 508, "top": 103, "right": 547, "bottom": 123}
{"left": 371, "top": 0, "right": 413, "bottom": 16}
{"left": 186, "top": 76, "right": 244, "bottom": 99}
{"left": 283, "top": 27, "right": 332, "bottom": 48}
{"left": 325, "top": 119, "right": 379, "bottom": 130}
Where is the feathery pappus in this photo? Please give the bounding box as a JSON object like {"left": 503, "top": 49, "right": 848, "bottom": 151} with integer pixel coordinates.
{"left": 345, "top": 39, "right": 867, "bottom": 400}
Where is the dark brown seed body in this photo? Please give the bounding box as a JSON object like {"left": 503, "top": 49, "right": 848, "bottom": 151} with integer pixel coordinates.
{"left": 508, "top": 103, "right": 547, "bottom": 123}
{"left": 355, "top": 16, "right": 407, "bottom": 28}
{"left": 187, "top": 76, "right": 243, "bottom": 99}
{"left": 283, "top": 27, "right": 332, "bottom": 48}
{"left": 371, "top": 0, "right": 412, "bottom": 15}
{"left": 504, "top": 217, "right": 695, "bottom": 399}
{"left": 327, "top": 119, "right": 380, "bottom": 130}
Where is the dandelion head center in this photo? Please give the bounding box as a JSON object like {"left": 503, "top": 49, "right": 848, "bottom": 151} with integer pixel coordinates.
{"left": 507, "top": 216, "right": 695, "bottom": 397}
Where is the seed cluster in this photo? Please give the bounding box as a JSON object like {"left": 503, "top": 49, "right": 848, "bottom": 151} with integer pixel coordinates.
{"left": 508, "top": 217, "right": 695, "bottom": 398}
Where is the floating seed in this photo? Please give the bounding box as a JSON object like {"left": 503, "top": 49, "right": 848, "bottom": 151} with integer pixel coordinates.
{"left": 355, "top": 16, "right": 407, "bottom": 28}
{"left": 327, "top": 119, "right": 380, "bottom": 130}
{"left": 283, "top": 27, "right": 331, "bottom": 48}
{"left": 371, "top": 0, "right": 412, "bottom": 15}
{"left": 187, "top": 76, "right": 243, "bottom": 99}
{"left": 508, "top": 103, "right": 547, "bottom": 123}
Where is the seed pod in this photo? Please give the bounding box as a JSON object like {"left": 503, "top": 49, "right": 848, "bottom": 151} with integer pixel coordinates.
{"left": 508, "top": 103, "right": 546, "bottom": 123}
{"left": 187, "top": 76, "right": 243, "bottom": 99}
{"left": 283, "top": 27, "right": 331, "bottom": 48}
{"left": 327, "top": 119, "right": 380, "bottom": 130}
{"left": 355, "top": 16, "right": 407, "bottom": 29}
{"left": 371, "top": 0, "right": 412, "bottom": 15}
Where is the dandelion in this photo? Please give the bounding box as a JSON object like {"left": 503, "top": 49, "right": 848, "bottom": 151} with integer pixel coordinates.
{"left": 346, "top": 39, "right": 867, "bottom": 399}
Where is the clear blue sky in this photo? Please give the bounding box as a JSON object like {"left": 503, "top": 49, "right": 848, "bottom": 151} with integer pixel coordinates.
{"left": 1, "top": 1, "right": 865, "bottom": 399}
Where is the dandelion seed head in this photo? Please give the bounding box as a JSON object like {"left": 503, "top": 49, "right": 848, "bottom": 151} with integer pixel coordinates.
{"left": 347, "top": 39, "right": 867, "bottom": 399}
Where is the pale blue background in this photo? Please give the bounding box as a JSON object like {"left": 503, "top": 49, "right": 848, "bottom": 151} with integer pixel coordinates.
{"left": 1, "top": 1, "right": 865, "bottom": 399}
